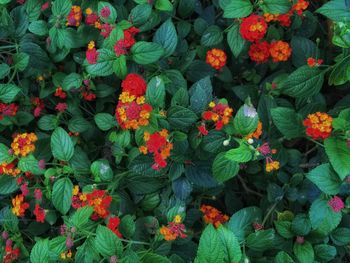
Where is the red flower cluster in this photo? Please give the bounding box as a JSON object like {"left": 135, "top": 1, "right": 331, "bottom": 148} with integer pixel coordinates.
{"left": 200, "top": 205, "right": 229, "bottom": 228}
{"left": 121, "top": 73, "right": 147, "bottom": 97}
{"left": 291, "top": 0, "right": 309, "bottom": 16}
{"left": 264, "top": 13, "right": 292, "bottom": 27}
{"left": 206, "top": 48, "right": 227, "bottom": 70}
{"left": 72, "top": 187, "right": 112, "bottom": 220}
{"left": 107, "top": 216, "right": 123, "bottom": 238}
{"left": 86, "top": 41, "right": 99, "bottom": 65}
{"left": 0, "top": 160, "right": 21, "bottom": 177}
{"left": 54, "top": 87, "right": 67, "bottom": 99}
{"left": 85, "top": 8, "right": 100, "bottom": 28}
{"left": 269, "top": 41, "right": 292, "bottom": 62}
{"left": 307, "top": 57, "right": 323, "bottom": 67}
{"left": 100, "top": 6, "right": 111, "bottom": 18}
{"left": 159, "top": 215, "right": 187, "bottom": 241}
{"left": 303, "top": 112, "right": 333, "bottom": 140}
{"left": 0, "top": 103, "right": 18, "bottom": 120}
{"left": 3, "top": 239, "right": 20, "bottom": 263}
{"left": 139, "top": 129, "right": 173, "bottom": 170}
{"left": 240, "top": 14, "right": 268, "bottom": 42}
{"left": 100, "top": 23, "right": 113, "bottom": 38}
{"left": 33, "top": 204, "right": 46, "bottom": 223}
{"left": 328, "top": 196, "right": 345, "bottom": 213}
{"left": 200, "top": 102, "right": 233, "bottom": 134}
{"left": 31, "top": 97, "right": 45, "bottom": 117}
{"left": 248, "top": 41, "right": 270, "bottom": 63}
{"left": 12, "top": 194, "right": 30, "bottom": 217}
{"left": 66, "top": 6, "right": 82, "bottom": 27}
{"left": 248, "top": 40, "right": 292, "bottom": 63}
{"left": 114, "top": 27, "right": 140, "bottom": 56}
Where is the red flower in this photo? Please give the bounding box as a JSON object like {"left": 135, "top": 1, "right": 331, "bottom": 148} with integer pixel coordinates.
{"left": 41, "top": 2, "right": 49, "bottom": 11}
{"left": 101, "top": 23, "right": 113, "bottom": 38}
{"left": 198, "top": 124, "right": 208, "bottom": 136}
{"left": 240, "top": 14, "right": 268, "bottom": 42}
{"left": 114, "top": 27, "right": 140, "bottom": 56}
{"left": 248, "top": 41, "right": 270, "bottom": 63}
{"left": 277, "top": 14, "right": 291, "bottom": 27}
{"left": 121, "top": 73, "right": 147, "bottom": 97}
{"left": 55, "top": 103, "right": 67, "bottom": 112}
{"left": 107, "top": 216, "right": 123, "bottom": 238}
{"left": 85, "top": 13, "right": 99, "bottom": 25}
{"left": 0, "top": 103, "right": 18, "bottom": 120}
{"left": 86, "top": 190, "right": 112, "bottom": 219}
{"left": 206, "top": 48, "right": 227, "bottom": 70}
{"left": 86, "top": 47, "right": 99, "bottom": 65}
{"left": 303, "top": 112, "right": 332, "bottom": 140}
{"left": 34, "top": 188, "right": 43, "bottom": 200}
{"left": 54, "top": 87, "right": 67, "bottom": 99}
{"left": 328, "top": 196, "right": 344, "bottom": 213}
{"left": 31, "top": 97, "right": 45, "bottom": 117}
{"left": 269, "top": 41, "right": 292, "bottom": 62}
{"left": 33, "top": 204, "right": 46, "bottom": 223}
{"left": 100, "top": 6, "right": 111, "bottom": 18}
{"left": 307, "top": 57, "right": 323, "bottom": 67}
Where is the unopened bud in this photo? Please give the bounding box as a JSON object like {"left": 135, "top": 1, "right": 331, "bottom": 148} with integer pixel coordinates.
{"left": 2, "top": 231, "right": 8, "bottom": 240}
{"left": 223, "top": 139, "right": 230, "bottom": 146}
{"left": 247, "top": 138, "right": 254, "bottom": 144}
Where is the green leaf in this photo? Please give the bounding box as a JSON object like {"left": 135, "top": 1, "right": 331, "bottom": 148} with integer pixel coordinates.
{"left": 30, "top": 239, "right": 49, "bottom": 263}
{"left": 143, "top": 253, "right": 171, "bottom": 263}
{"left": 91, "top": 159, "right": 113, "bottom": 181}
{"left": 62, "top": 73, "right": 82, "bottom": 91}
{"left": 95, "top": 225, "right": 123, "bottom": 257}
{"left": 28, "top": 20, "right": 48, "bottom": 36}
{"left": 201, "top": 130, "right": 225, "bottom": 153}
{"left": 0, "top": 84, "right": 20, "bottom": 103}
{"left": 68, "top": 116, "right": 91, "bottom": 133}
{"left": 70, "top": 206, "right": 94, "bottom": 229}
{"left": 51, "top": 127, "right": 74, "bottom": 161}
{"left": 280, "top": 66, "right": 324, "bottom": 98}
{"left": 233, "top": 105, "right": 258, "bottom": 136}
{"left": 316, "top": 0, "right": 350, "bottom": 22}
{"left": 18, "top": 154, "right": 43, "bottom": 175}
{"left": 195, "top": 224, "right": 225, "bottom": 263}
{"left": 98, "top": 2, "right": 117, "bottom": 24}
{"left": 330, "top": 228, "right": 350, "bottom": 246}
{"left": 0, "top": 143, "right": 13, "bottom": 163}
{"left": 227, "top": 206, "right": 262, "bottom": 242}
{"left": 167, "top": 106, "right": 198, "bottom": 131}
{"left": 155, "top": 0, "right": 173, "bottom": 12}
{"left": 219, "top": 0, "right": 253, "bottom": 18}
{"left": 13, "top": 52, "right": 29, "bottom": 71}
{"left": 201, "top": 26, "right": 223, "bottom": 47}
{"left": 227, "top": 23, "right": 246, "bottom": 58}
{"left": 259, "top": 0, "right": 292, "bottom": 14}
{"left": 274, "top": 251, "right": 295, "bottom": 263}
{"left": 271, "top": 107, "right": 304, "bottom": 139}
{"left": 189, "top": 76, "right": 212, "bottom": 114}
{"left": 94, "top": 113, "right": 117, "bottom": 131}
{"left": 119, "top": 215, "right": 136, "bottom": 239}
{"left": 293, "top": 241, "right": 314, "bottom": 263}
{"left": 217, "top": 226, "right": 242, "bottom": 262}
{"left": 226, "top": 142, "right": 253, "bottom": 163}
{"left": 129, "top": 4, "right": 152, "bottom": 26}
{"left": 146, "top": 76, "right": 166, "bottom": 108}
{"left": 51, "top": 0, "right": 72, "bottom": 16}
{"left": 246, "top": 229, "right": 276, "bottom": 251}
{"left": 309, "top": 198, "right": 342, "bottom": 234}
{"left": 329, "top": 54, "right": 350, "bottom": 86}
{"left": 113, "top": 55, "right": 127, "bottom": 79}
{"left": 38, "top": 115, "right": 58, "bottom": 131}
{"left": 153, "top": 19, "right": 178, "bottom": 57}
{"left": 291, "top": 214, "right": 311, "bottom": 236}
{"left": 212, "top": 152, "right": 239, "bottom": 182}
{"left": 274, "top": 221, "right": 294, "bottom": 239}
{"left": 306, "top": 163, "right": 342, "bottom": 195}
{"left": 52, "top": 178, "right": 73, "bottom": 215}
{"left": 0, "top": 175, "right": 18, "bottom": 195}
{"left": 85, "top": 48, "right": 115, "bottom": 77}
{"left": 314, "top": 244, "right": 336, "bottom": 262}
{"left": 324, "top": 137, "right": 350, "bottom": 180}
{"left": 0, "top": 63, "right": 10, "bottom": 80}
{"left": 131, "top": 41, "right": 164, "bottom": 65}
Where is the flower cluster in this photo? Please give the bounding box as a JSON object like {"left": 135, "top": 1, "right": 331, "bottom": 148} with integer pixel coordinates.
{"left": 240, "top": 15, "right": 268, "bottom": 42}
{"left": 248, "top": 40, "right": 292, "bottom": 63}
{"left": 85, "top": 8, "right": 101, "bottom": 29}
{"left": 12, "top": 194, "right": 29, "bottom": 217}
{"left": 264, "top": 13, "right": 292, "bottom": 27}
{"left": 107, "top": 216, "right": 123, "bottom": 238}
{"left": 269, "top": 41, "right": 292, "bottom": 62}
{"left": 31, "top": 97, "right": 45, "bottom": 117}
{"left": 303, "top": 112, "right": 333, "bottom": 140}
{"left": 206, "top": 48, "right": 227, "bottom": 70}
{"left": 0, "top": 161, "right": 21, "bottom": 177}
{"left": 328, "top": 196, "right": 345, "bottom": 213}
{"left": 11, "top": 133, "right": 38, "bottom": 157}
{"left": 265, "top": 159, "right": 280, "bottom": 173}
{"left": 66, "top": 5, "right": 82, "bottom": 27}
{"left": 160, "top": 215, "right": 187, "bottom": 241}
{"left": 139, "top": 129, "right": 173, "bottom": 170}
{"left": 200, "top": 102, "right": 233, "bottom": 134}
{"left": 0, "top": 103, "right": 18, "bottom": 120}
{"left": 114, "top": 27, "right": 140, "bottom": 56}
{"left": 307, "top": 57, "right": 323, "bottom": 67}
{"left": 54, "top": 87, "right": 67, "bottom": 99}
{"left": 200, "top": 205, "right": 229, "bottom": 228}
{"left": 72, "top": 187, "right": 112, "bottom": 220}
{"left": 86, "top": 41, "right": 99, "bottom": 65}
{"left": 3, "top": 238, "right": 20, "bottom": 263}
{"left": 246, "top": 121, "right": 263, "bottom": 140}
{"left": 121, "top": 73, "right": 147, "bottom": 97}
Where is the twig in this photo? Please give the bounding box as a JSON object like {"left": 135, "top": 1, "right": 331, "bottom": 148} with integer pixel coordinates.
{"left": 237, "top": 175, "right": 263, "bottom": 197}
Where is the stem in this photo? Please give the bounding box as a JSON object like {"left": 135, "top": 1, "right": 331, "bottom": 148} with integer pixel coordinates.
{"left": 262, "top": 202, "right": 278, "bottom": 226}
{"left": 237, "top": 175, "right": 263, "bottom": 197}
{"left": 307, "top": 138, "right": 325, "bottom": 148}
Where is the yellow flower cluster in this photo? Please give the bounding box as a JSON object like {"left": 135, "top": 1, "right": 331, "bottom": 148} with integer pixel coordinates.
{"left": 11, "top": 133, "right": 38, "bottom": 157}
{"left": 265, "top": 160, "right": 280, "bottom": 173}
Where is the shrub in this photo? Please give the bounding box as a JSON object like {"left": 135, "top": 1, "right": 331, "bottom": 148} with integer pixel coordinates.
{"left": 0, "top": 0, "right": 350, "bottom": 262}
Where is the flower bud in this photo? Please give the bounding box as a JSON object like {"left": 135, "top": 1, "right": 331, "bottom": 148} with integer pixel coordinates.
{"left": 247, "top": 138, "right": 254, "bottom": 144}
{"left": 110, "top": 255, "right": 117, "bottom": 263}
{"left": 2, "top": 231, "right": 9, "bottom": 240}
{"left": 223, "top": 139, "right": 230, "bottom": 146}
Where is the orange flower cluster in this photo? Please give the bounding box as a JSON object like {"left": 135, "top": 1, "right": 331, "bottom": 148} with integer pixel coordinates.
{"left": 115, "top": 92, "right": 153, "bottom": 130}
{"left": 160, "top": 215, "right": 187, "bottom": 241}
{"left": 265, "top": 159, "right": 280, "bottom": 173}
{"left": 248, "top": 41, "right": 270, "bottom": 63}
{"left": 240, "top": 14, "right": 268, "bottom": 42}
{"left": 0, "top": 161, "right": 21, "bottom": 177}
{"left": 85, "top": 8, "right": 102, "bottom": 29}
{"left": 11, "top": 133, "right": 38, "bottom": 157}
{"left": 72, "top": 186, "right": 112, "bottom": 220}
{"left": 264, "top": 13, "right": 291, "bottom": 27}
{"left": 246, "top": 121, "right": 263, "bottom": 140}
{"left": 270, "top": 41, "right": 292, "bottom": 62}
{"left": 139, "top": 129, "right": 173, "bottom": 170}
{"left": 201, "top": 102, "right": 233, "bottom": 132}
{"left": 12, "top": 194, "right": 29, "bottom": 217}
{"left": 60, "top": 250, "right": 73, "bottom": 260}
{"left": 66, "top": 5, "right": 82, "bottom": 27}
{"left": 292, "top": 0, "right": 309, "bottom": 15}
{"left": 307, "top": 57, "right": 323, "bottom": 67}
{"left": 303, "top": 112, "right": 333, "bottom": 140}
{"left": 4, "top": 239, "right": 20, "bottom": 263}
{"left": 206, "top": 48, "right": 227, "bottom": 70}
{"left": 200, "top": 205, "right": 229, "bottom": 228}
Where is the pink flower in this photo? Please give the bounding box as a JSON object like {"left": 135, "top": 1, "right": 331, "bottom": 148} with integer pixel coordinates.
{"left": 86, "top": 48, "right": 99, "bottom": 64}
{"left": 257, "top": 143, "right": 271, "bottom": 156}
{"left": 66, "top": 235, "right": 74, "bottom": 249}
{"left": 101, "top": 23, "right": 113, "bottom": 38}
{"left": 328, "top": 196, "right": 345, "bottom": 212}
{"left": 100, "top": 6, "right": 111, "bottom": 18}
{"left": 253, "top": 222, "right": 264, "bottom": 231}
{"left": 20, "top": 183, "right": 29, "bottom": 197}
{"left": 41, "top": 2, "right": 49, "bottom": 11}
{"left": 34, "top": 188, "right": 43, "bottom": 201}
{"left": 296, "top": 236, "right": 304, "bottom": 244}
{"left": 38, "top": 159, "right": 46, "bottom": 170}
{"left": 55, "top": 103, "right": 67, "bottom": 112}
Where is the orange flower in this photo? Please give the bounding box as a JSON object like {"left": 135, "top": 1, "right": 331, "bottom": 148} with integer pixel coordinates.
{"left": 115, "top": 92, "right": 153, "bottom": 130}
{"left": 11, "top": 132, "right": 38, "bottom": 157}
{"left": 303, "top": 112, "right": 333, "bottom": 140}
{"left": 264, "top": 13, "right": 278, "bottom": 23}
{"left": 206, "top": 48, "right": 227, "bottom": 70}
{"left": 160, "top": 215, "right": 187, "bottom": 241}
{"left": 240, "top": 14, "right": 268, "bottom": 42}
{"left": 86, "top": 190, "right": 112, "bottom": 220}
{"left": 0, "top": 161, "right": 21, "bottom": 177}
{"left": 12, "top": 194, "right": 29, "bottom": 217}
{"left": 202, "top": 102, "right": 233, "bottom": 131}
{"left": 265, "top": 159, "right": 280, "bottom": 173}
{"left": 249, "top": 41, "right": 270, "bottom": 63}
{"left": 67, "top": 5, "right": 82, "bottom": 27}
{"left": 292, "top": 0, "right": 309, "bottom": 15}
{"left": 200, "top": 205, "right": 229, "bottom": 228}
{"left": 269, "top": 41, "right": 292, "bottom": 62}
{"left": 246, "top": 121, "right": 263, "bottom": 140}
